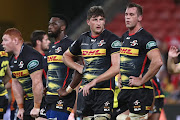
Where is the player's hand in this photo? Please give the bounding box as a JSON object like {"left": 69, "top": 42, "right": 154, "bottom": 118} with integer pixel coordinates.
{"left": 79, "top": 80, "right": 96, "bottom": 96}
{"left": 57, "top": 86, "right": 69, "bottom": 97}
{"left": 168, "top": 46, "right": 180, "bottom": 58}
{"left": 30, "top": 107, "right": 40, "bottom": 118}
{"left": 129, "top": 76, "right": 142, "bottom": 87}
{"left": 43, "top": 87, "right": 47, "bottom": 96}
{"left": 17, "top": 108, "right": 24, "bottom": 120}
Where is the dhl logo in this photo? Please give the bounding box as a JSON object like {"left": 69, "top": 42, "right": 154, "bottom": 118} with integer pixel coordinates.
{"left": 12, "top": 69, "right": 29, "bottom": 78}
{"left": 0, "top": 51, "right": 8, "bottom": 57}
{"left": 120, "top": 47, "right": 139, "bottom": 56}
{"left": 81, "top": 49, "right": 106, "bottom": 57}
{"left": 47, "top": 55, "right": 63, "bottom": 63}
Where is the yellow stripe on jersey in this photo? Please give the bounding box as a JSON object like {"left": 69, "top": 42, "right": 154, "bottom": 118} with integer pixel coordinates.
{"left": 120, "top": 47, "right": 139, "bottom": 56}
{"left": 12, "top": 69, "right": 29, "bottom": 78}
{"left": 121, "top": 86, "right": 153, "bottom": 89}
{"left": 155, "top": 95, "right": 165, "bottom": 98}
{"left": 0, "top": 51, "right": 8, "bottom": 57}
{"left": 81, "top": 49, "right": 106, "bottom": 57}
{"left": 47, "top": 55, "right": 63, "bottom": 63}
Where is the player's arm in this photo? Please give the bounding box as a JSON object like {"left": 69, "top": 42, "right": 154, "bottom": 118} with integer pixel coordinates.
{"left": 63, "top": 49, "right": 84, "bottom": 74}
{"left": 12, "top": 78, "right": 24, "bottom": 119}
{"left": 30, "top": 69, "right": 43, "bottom": 117}
{"left": 129, "top": 49, "right": 163, "bottom": 86}
{"left": 167, "top": 46, "right": 180, "bottom": 74}
{"left": 82, "top": 52, "right": 120, "bottom": 96}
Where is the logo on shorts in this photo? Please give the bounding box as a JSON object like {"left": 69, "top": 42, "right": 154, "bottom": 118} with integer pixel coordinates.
{"left": 130, "top": 40, "right": 138, "bottom": 46}
{"left": 56, "top": 100, "right": 63, "bottom": 109}
{"left": 27, "top": 60, "right": 39, "bottom": 70}
{"left": 134, "top": 100, "right": 141, "bottom": 111}
{"left": 104, "top": 101, "right": 110, "bottom": 112}
{"left": 18, "top": 61, "right": 24, "bottom": 68}
{"left": 40, "top": 108, "right": 46, "bottom": 116}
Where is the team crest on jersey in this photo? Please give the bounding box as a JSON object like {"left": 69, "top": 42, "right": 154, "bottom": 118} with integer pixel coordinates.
{"left": 97, "top": 40, "right": 106, "bottom": 46}
{"left": 27, "top": 60, "right": 39, "bottom": 70}
{"left": 130, "top": 40, "right": 138, "bottom": 46}
{"left": 146, "top": 41, "right": 156, "bottom": 49}
{"left": 111, "top": 40, "right": 121, "bottom": 48}
{"left": 104, "top": 101, "right": 110, "bottom": 112}
{"left": 55, "top": 47, "right": 62, "bottom": 53}
{"left": 18, "top": 61, "right": 24, "bottom": 68}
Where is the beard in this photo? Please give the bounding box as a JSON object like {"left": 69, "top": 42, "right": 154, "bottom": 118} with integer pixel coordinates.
{"left": 48, "top": 29, "right": 61, "bottom": 38}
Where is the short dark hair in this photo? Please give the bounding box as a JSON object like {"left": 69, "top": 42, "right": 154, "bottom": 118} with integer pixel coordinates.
{"left": 126, "top": 3, "right": 143, "bottom": 16}
{"left": 87, "top": 6, "right": 105, "bottom": 20}
{"left": 31, "top": 30, "right": 46, "bottom": 47}
{"left": 51, "top": 14, "right": 69, "bottom": 29}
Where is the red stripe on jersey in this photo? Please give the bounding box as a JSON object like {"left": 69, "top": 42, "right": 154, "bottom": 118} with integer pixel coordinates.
{"left": 140, "top": 55, "right": 147, "bottom": 88}
{"left": 63, "top": 67, "right": 70, "bottom": 87}
{"left": 54, "top": 40, "right": 60, "bottom": 44}
{"left": 43, "top": 69, "right": 47, "bottom": 79}
{"left": 152, "top": 79, "right": 161, "bottom": 97}
{"left": 129, "top": 33, "right": 135, "bottom": 36}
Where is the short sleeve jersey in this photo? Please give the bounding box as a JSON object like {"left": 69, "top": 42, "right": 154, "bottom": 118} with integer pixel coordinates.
{"left": 0, "top": 45, "right": 9, "bottom": 96}
{"left": 151, "top": 76, "right": 165, "bottom": 98}
{"left": 120, "top": 28, "right": 158, "bottom": 89}
{"left": 47, "top": 37, "right": 74, "bottom": 95}
{"left": 41, "top": 53, "right": 48, "bottom": 87}
{"left": 69, "top": 29, "right": 121, "bottom": 89}
{"left": 9, "top": 44, "right": 44, "bottom": 100}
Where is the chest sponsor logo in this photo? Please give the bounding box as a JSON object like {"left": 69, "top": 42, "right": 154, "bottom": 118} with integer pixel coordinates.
{"left": 120, "top": 47, "right": 139, "bottom": 56}
{"left": 130, "top": 40, "right": 138, "bottom": 46}
{"left": 0, "top": 51, "right": 8, "bottom": 57}
{"left": 47, "top": 55, "right": 63, "bottom": 63}
{"left": 12, "top": 69, "right": 29, "bottom": 78}
{"left": 97, "top": 40, "right": 106, "bottom": 46}
{"left": 18, "top": 61, "right": 24, "bottom": 68}
{"left": 146, "top": 41, "right": 157, "bottom": 49}
{"left": 111, "top": 40, "right": 121, "bottom": 48}
{"left": 55, "top": 47, "right": 62, "bottom": 53}
{"left": 82, "top": 49, "right": 106, "bottom": 57}
{"left": 27, "top": 60, "right": 39, "bottom": 70}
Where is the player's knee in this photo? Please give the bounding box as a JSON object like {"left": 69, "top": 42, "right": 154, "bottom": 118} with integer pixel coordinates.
{"left": 83, "top": 116, "right": 94, "bottom": 120}
{"left": 116, "top": 114, "right": 129, "bottom": 120}
{"left": 129, "top": 113, "right": 148, "bottom": 120}
{"left": 94, "top": 114, "right": 111, "bottom": 120}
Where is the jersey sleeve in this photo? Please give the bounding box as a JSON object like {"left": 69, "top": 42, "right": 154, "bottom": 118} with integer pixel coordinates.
{"left": 69, "top": 37, "right": 82, "bottom": 56}
{"left": 141, "top": 34, "right": 158, "bottom": 53}
{"left": 107, "top": 34, "right": 122, "bottom": 54}
{"left": 26, "top": 52, "right": 44, "bottom": 74}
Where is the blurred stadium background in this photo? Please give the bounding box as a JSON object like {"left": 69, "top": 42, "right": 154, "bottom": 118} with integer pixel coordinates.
{"left": 1, "top": 0, "right": 180, "bottom": 119}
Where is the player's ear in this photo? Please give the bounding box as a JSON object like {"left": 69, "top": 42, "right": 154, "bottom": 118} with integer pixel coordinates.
{"left": 87, "top": 19, "right": 90, "bottom": 26}
{"left": 61, "top": 25, "right": 66, "bottom": 31}
{"left": 138, "top": 15, "right": 142, "bottom": 22}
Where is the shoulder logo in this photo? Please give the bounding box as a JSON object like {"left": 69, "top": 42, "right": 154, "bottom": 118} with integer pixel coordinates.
{"left": 27, "top": 60, "right": 39, "bottom": 70}
{"left": 146, "top": 41, "right": 157, "bottom": 49}
{"left": 111, "top": 40, "right": 121, "bottom": 48}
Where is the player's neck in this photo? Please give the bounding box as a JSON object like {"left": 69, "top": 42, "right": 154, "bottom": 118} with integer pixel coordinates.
{"left": 128, "top": 24, "right": 142, "bottom": 35}
{"left": 55, "top": 31, "right": 66, "bottom": 42}
{"left": 14, "top": 43, "right": 23, "bottom": 57}
{"left": 34, "top": 47, "right": 44, "bottom": 55}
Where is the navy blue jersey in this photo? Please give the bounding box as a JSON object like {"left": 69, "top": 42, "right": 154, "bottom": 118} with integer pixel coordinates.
{"left": 69, "top": 29, "right": 121, "bottom": 89}
{"left": 9, "top": 44, "right": 44, "bottom": 100}
{"left": 0, "top": 45, "right": 9, "bottom": 96}
{"left": 120, "top": 28, "right": 158, "bottom": 89}
{"left": 46, "top": 36, "right": 74, "bottom": 96}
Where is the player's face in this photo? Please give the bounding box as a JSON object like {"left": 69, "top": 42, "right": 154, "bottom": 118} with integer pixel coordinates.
{"left": 41, "top": 34, "right": 51, "bottom": 50}
{"left": 125, "top": 7, "right": 141, "bottom": 29}
{"left": 87, "top": 16, "right": 105, "bottom": 36}
{"left": 1, "top": 34, "right": 15, "bottom": 52}
{"left": 48, "top": 17, "right": 62, "bottom": 37}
